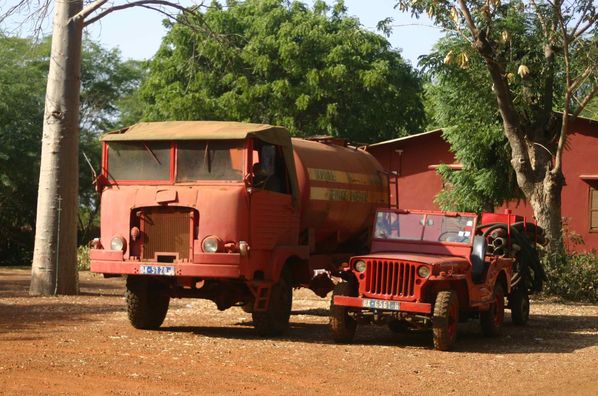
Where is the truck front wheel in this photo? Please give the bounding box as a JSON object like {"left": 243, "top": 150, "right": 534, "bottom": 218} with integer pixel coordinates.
{"left": 509, "top": 286, "right": 530, "bottom": 325}
{"left": 432, "top": 291, "right": 459, "bottom": 351}
{"left": 330, "top": 282, "right": 357, "bottom": 343}
{"left": 481, "top": 283, "right": 505, "bottom": 336}
{"left": 126, "top": 276, "right": 170, "bottom": 330}
{"left": 252, "top": 268, "right": 292, "bottom": 336}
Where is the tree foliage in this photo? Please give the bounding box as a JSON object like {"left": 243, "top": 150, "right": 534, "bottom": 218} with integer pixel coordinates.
{"left": 422, "top": 36, "right": 523, "bottom": 212}
{"left": 137, "top": 0, "right": 425, "bottom": 143}
{"left": 0, "top": 35, "right": 143, "bottom": 265}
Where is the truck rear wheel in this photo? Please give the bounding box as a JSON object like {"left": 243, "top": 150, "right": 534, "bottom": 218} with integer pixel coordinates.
{"left": 126, "top": 276, "right": 170, "bottom": 330}
{"left": 481, "top": 283, "right": 505, "bottom": 337}
{"left": 252, "top": 268, "right": 292, "bottom": 336}
{"left": 330, "top": 282, "right": 357, "bottom": 343}
{"left": 509, "top": 287, "right": 530, "bottom": 325}
{"left": 432, "top": 291, "right": 458, "bottom": 351}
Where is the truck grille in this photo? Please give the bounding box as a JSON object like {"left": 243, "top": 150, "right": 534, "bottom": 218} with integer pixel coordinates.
{"left": 141, "top": 208, "right": 192, "bottom": 260}
{"left": 364, "top": 259, "right": 416, "bottom": 298}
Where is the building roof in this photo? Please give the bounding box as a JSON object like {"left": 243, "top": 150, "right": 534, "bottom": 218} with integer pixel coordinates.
{"left": 366, "top": 129, "right": 443, "bottom": 148}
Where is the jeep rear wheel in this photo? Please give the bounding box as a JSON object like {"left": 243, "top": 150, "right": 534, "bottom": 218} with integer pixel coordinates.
{"left": 432, "top": 291, "right": 458, "bottom": 351}
{"left": 481, "top": 283, "right": 505, "bottom": 337}
{"left": 509, "top": 287, "right": 530, "bottom": 325}
{"left": 252, "top": 268, "right": 292, "bottom": 336}
{"left": 126, "top": 276, "right": 170, "bottom": 330}
{"left": 330, "top": 282, "right": 357, "bottom": 343}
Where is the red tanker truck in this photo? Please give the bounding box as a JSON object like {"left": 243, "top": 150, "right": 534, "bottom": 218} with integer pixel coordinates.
{"left": 90, "top": 121, "right": 388, "bottom": 335}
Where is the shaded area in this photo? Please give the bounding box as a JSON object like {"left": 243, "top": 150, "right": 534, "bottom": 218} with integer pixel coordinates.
{"left": 161, "top": 310, "right": 598, "bottom": 354}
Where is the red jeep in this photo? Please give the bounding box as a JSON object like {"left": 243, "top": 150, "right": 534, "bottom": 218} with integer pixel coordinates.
{"left": 330, "top": 209, "right": 544, "bottom": 350}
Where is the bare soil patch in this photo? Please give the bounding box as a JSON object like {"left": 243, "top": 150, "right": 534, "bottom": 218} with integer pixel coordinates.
{"left": 0, "top": 268, "right": 596, "bottom": 395}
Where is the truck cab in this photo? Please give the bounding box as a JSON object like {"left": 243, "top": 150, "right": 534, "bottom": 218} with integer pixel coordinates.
{"left": 330, "top": 208, "right": 544, "bottom": 350}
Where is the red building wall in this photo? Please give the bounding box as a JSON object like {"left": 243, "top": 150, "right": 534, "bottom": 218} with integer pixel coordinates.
{"left": 366, "top": 130, "right": 455, "bottom": 210}
{"left": 368, "top": 118, "right": 598, "bottom": 253}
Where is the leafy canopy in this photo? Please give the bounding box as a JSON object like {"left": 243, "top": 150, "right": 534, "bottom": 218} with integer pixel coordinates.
{"left": 137, "top": 0, "right": 425, "bottom": 143}
{"left": 0, "top": 34, "right": 144, "bottom": 265}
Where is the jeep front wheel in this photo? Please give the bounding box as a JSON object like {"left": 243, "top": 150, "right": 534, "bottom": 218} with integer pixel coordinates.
{"left": 481, "top": 283, "right": 505, "bottom": 336}
{"left": 330, "top": 282, "right": 357, "bottom": 343}
{"left": 126, "top": 276, "right": 170, "bottom": 330}
{"left": 432, "top": 291, "right": 459, "bottom": 351}
{"left": 509, "top": 286, "right": 530, "bottom": 325}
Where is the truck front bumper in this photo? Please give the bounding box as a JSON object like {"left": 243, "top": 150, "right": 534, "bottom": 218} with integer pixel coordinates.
{"left": 90, "top": 249, "right": 241, "bottom": 278}
{"left": 333, "top": 295, "right": 432, "bottom": 315}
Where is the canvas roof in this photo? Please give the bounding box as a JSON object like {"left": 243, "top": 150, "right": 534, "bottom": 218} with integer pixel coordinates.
{"left": 101, "top": 121, "right": 291, "bottom": 146}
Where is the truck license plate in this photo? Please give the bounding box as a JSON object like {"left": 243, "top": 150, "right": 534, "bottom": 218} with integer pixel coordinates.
{"left": 362, "top": 298, "right": 401, "bottom": 311}
{"left": 139, "top": 265, "right": 175, "bottom": 276}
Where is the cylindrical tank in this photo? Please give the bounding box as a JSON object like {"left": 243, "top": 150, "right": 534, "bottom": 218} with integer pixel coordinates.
{"left": 292, "top": 138, "right": 388, "bottom": 253}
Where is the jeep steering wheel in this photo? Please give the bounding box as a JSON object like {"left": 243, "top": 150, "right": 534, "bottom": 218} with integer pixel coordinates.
{"left": 438, "top": 230, "right": 460, "bottom": 242}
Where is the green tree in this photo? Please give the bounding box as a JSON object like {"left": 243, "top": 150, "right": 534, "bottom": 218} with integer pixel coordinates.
{"left": 421, "top": 38, "right": 522, "bottom": 213}
{"left": 0, "top": 34, "right": 144, "bottom": 266}
{"left": 396, "top": 0, "right": 597, "bottom": 254}
{"left": 0, "top": 35, "right": 47, "bottom": 266}
{"left": 139, "top": 0, "right": 425, "bottom": 143}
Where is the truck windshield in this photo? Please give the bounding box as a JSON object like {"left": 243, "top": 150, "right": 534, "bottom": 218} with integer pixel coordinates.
{"left": 374, "top": 212, "right": 476, "bottom": 244}
{"left": 176, "top": 140, "right": 244, "bottom": 182}
{"left": 107, "top": 142, "right": 171, "bottom": 181}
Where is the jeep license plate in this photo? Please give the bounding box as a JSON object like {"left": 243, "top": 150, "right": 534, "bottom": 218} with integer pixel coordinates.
{"left": 362, "top": 298, "right": 401, "bottom": 311}
{"left": 139, "top": 265, "right": 175, "bottom": 276}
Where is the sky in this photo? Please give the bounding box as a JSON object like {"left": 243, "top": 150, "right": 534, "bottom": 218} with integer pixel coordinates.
{"left": 2, "top": 0, "right": 444, "bottom": 68}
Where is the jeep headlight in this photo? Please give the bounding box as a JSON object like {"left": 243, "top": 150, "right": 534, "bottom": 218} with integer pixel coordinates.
{"left": 354, "top": 260, "right": 366, "bottom": 273}
{"left": 417, "top": 265, "right": 431, "bottom": 278}
{"left": 110, "top": 235, "right": 126, "bottom": 251}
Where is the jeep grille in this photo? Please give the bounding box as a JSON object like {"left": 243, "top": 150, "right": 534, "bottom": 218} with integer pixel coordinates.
{"left": 364, "top": 259, "right": 416, "bottom": 299}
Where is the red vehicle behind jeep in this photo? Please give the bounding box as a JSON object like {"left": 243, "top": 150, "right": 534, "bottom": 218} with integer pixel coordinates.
{"left": 330, "top": 209, "right": 545, "bottom": 350}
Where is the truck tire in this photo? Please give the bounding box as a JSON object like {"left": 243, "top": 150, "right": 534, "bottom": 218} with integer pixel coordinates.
{"left": 330, "top": 282, "right": 357, "bottom": 343}
{"left": 481, "top": 283, "right": 505, "bottom": 337}
{"left": 509, "top": 287, "right": 530, "bottom": 325}
{"left": 126, "top": 276, "right": 170, "bottom": 330}
{"left": 252, "top": 268, "right": 292, "bottom": 336}
{"left": 432, "top": 291, "right": 458, "bottom": 351}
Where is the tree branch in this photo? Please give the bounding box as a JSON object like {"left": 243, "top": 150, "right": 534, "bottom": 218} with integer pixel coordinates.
{"left": 71, "top": 0, "right": 109, "bottom": 23}
{"left": 83, "top": 0, "right": 199, "bottom": 27}
{"left": 457, "top": 0, "right": 478, "bottom": 37}
{"left": 572, "top": 84, "right": 598, "bottom": 119}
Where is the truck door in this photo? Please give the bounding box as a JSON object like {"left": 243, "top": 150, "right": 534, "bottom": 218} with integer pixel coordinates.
{"left": 250, "top": 142, "right": 299, "bottom": 251}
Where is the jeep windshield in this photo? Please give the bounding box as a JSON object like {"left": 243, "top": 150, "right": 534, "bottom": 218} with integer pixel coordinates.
{"left": 106, "top": 140, "right": 244, "bottom": 182}
{"left": 374, "top": 211, "right": 476, "bottom": 244}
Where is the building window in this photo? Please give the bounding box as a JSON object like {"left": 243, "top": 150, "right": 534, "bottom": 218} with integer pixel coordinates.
{"left": 591, "top": 187, "right": 598, "bottom": 232}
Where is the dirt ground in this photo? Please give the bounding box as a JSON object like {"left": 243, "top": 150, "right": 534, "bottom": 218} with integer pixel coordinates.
{"left": 0, "top": 268, "right": 596, "bottom": 395}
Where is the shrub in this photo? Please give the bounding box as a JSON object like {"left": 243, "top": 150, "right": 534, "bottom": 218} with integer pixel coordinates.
{"left": 543, "top": 252, "right": 598, "bottom": 303}
{"left": 77, "top": 245, "right": 91, "bottom": 271}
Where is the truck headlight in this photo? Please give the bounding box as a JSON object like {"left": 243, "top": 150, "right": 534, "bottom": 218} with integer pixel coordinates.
{"left": 354, "top": 260, "right": 366, "bottom": 273}
{"left": 110, "top": 235, "right": 126, "bottom": 251}
{"left": 417, "top": 265, "right": 430, "bottom": 278}
{"left": 202, "top": 235, "right": 223, "bottom": 253}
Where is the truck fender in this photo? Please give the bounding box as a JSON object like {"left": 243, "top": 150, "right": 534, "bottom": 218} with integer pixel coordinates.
{"left": 271, "top": 246, "right": 310, "bottom": 285}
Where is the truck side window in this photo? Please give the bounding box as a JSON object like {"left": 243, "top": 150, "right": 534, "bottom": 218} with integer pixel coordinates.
{"left": 252, "top": 143, "right": 290, "bottom": 194}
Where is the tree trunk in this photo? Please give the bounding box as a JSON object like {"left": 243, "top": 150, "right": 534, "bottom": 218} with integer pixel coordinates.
{"left": 526, "top": 171, "right": 565, "bottom": 257}
{"left": 30, "top": 0, "right": 83, "bottom": 295}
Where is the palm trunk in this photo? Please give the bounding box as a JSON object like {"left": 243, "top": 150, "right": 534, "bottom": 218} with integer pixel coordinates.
{"left": 30, "top": 0, "right": 83, "bottom": 295}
